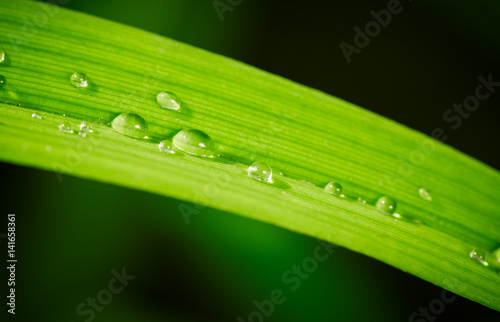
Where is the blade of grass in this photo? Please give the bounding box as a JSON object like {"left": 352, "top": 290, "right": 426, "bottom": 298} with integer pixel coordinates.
{"left": 0, "top": 0, "right": 499, "bottom": 310}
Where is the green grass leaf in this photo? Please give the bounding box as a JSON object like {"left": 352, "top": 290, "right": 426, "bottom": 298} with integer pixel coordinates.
{"left": 1, "top": 0, "right": 499, "bottom": 310}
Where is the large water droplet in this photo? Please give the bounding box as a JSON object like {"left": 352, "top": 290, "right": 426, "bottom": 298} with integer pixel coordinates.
{"left": 32, "top": 113, "right": 42, "bottom": 120}
{"left": 79, "top": 121, "right": 93, "bottom": 132}
{"left": 157, "top": 92, "right": 181, "bottom": 111}
{"left": 59, "top": 123, "right": 74, "bottom": 134}
{"left": 158, "top": 140, "right": 175, "bottom": 154}
{"left": 324, "top": 182, "right": 343, "bottom": 196}
{"left": 376, "top": 196, "right": 396, "bottom": 214}
{"left": 172, "top": 129, "right": 216, "bottom": 157}
{"left": 248, "top": 161, "right": 273, "bottom": 183}
{"left": 111, "top": 113, "right": 148, "bottom": 138}
{"left": 418, "top": 188, "right": 432, "bottom": 201}
{"left": 70, "top": 72, "right": 88, "bottom": 88}
{"left": 0, "top": 75, "right": 6, "bottom": 88}
{"left": 470, "top": 249, "right": 489, "bottom": 267}
{"left": 0, "top": 50, "right": 5, "bottom": 63}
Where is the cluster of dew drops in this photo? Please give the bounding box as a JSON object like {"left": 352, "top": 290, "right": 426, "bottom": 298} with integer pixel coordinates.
{"left": 1, "top": 50, "right": 499, "bottom": 272}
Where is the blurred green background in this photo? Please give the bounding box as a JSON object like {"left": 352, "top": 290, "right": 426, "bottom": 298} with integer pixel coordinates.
{"left": 1, "top": 0, "right": 500, "bottom": 321}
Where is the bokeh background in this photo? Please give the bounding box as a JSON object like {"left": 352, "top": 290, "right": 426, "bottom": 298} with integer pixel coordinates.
{"left": 1, "top": 0, "right": 500, "bottom": 321}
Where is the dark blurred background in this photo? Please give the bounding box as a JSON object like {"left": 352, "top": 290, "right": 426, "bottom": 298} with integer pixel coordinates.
{"left": 1, "top": 0, "right": 500, "bottom": 321}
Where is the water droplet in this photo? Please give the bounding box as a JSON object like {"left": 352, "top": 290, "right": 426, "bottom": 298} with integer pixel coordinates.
{"left": 0, "top": 75, "right": 6, "bottom": 88}
{"left": 158, "top": 140, "right": 175, "bottom": 154}
{"left": 494, "top": 248, "right": 500, "bottom": 263}
{"left": 357, "top": 197, "right": 367, "bottom": 204}
{"left": 470, "top": 250, "right": 489, "bottom": 267}
{"left": 172, "top": 129, "right": 216, "bottom": 157}
{"left": 376, "top": 196, "right": 396, "bottom": 214}
{"left": 31, "top": 113, "right": 42, "bottom": 119}
{"left": 157, "top": 92, "right": 181, "bottom": 111}
{"left": 324, "top": 182, "right": 343, "bottom": 196}
{"left": 78, "top": 131, "right": 87, "bottom": 138}
{"left": 418, "top": 188, "right": 432, "bottom": 201}
{"left": 111, "top": 113, "right": 148, "bottom": 138}
{"left": 58, "top": 123, "right": 74, "bottom": 134}
{"left": 79, "top": 121, "right": 93, "bottom": 132}
{"left": 0, "top": 50, "right": 5, "bottom": 63}
{"left": 70, "top": 72, "right": 88, "bottom": 88}
{"left": 45, "top": 145, "right": 52, "bottom": 152}
{"left": 248, "top": 161, "right": 273, "bottom": 183}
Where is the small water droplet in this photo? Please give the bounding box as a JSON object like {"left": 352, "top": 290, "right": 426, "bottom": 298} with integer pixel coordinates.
{"left": 324, "top": 182, "right": 343, "bottom": 196}
{"left": 357, "top": 197, "right": 367, "bottom": 204}
{"left": 70, "top": 72, "right": 88, "bottom": 88}
{"left": 156, "top": 92, "right": 181, "bottom": 111}
{"left": 172, "top": 129, "right": 216, "bottom": 157}
{"left": 0, "top": 75, "right": 6, "bottom": 88}
{"left": 376, "top": 196, "right": 396, "bottom": 214}
{"left": 79, "top": 121, "right": 93, "bottom": 132}
{"left": 78, "top": 131, "right": 87, "bottom": 137}
{"left": 111, "top": 113, "right": 148, "bottom": 138}
{"left": 32, "top": 113, "right": 42, "bottom": 119}
{"left": 58, "top": 123, "right": 74, "bottom": 134}
{"left": 45, "top": 145, "right": 52, "bottom": 152}
{"left": 0, "top": 50, "right": 5, "bottom": 63}
{"left": 418, "top": 188, "right": 432, "bottom": 201}
{"left": 248, "top": 161, "right": 273, "bottom": 183}
{"left": 158, "top": 140, "right": 175, "bottom": 154}
{"left": 470, "top": 250, "right": 489, "bottom": 267}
